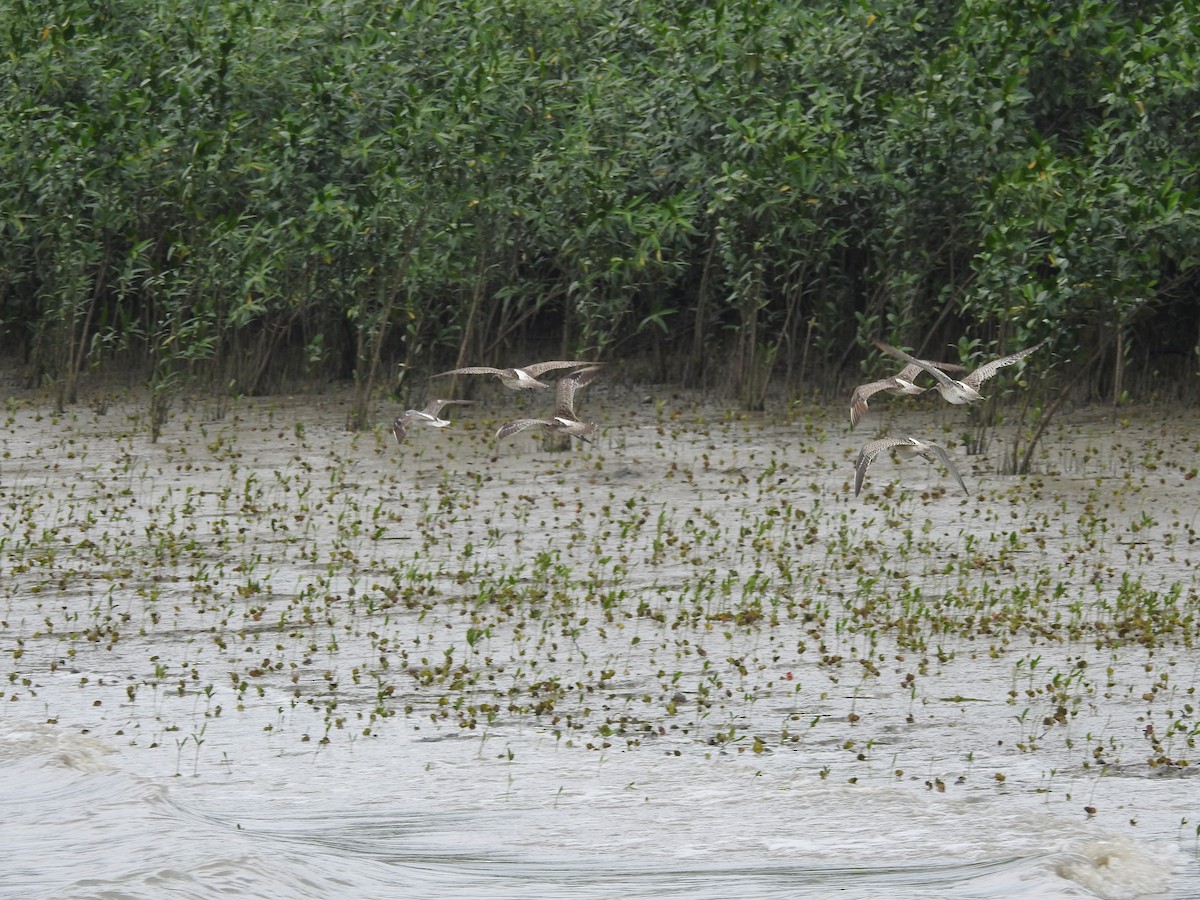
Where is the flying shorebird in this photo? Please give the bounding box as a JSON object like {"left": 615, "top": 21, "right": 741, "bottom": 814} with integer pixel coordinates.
{"left": 850, "top": 359, "right": 969, "bottom": 428}
{"left": 392, "top": 399, "right": 473, "bottom": 445}
{"left": 872, "top": 339, "right": 1047, "bottom": 406}
{"left": 431, "top": 360, "right": 600, "bottom": 391}
{"left": 496, "top": 366, "right": 601, "bottom": 442}
{"left": 854, "top": 436, "right": 968, "bottom": 497}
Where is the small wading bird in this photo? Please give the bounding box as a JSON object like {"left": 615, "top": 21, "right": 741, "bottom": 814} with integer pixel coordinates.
{"left": 496, "top": 366, "right": 601, "bottom": 442}
{"left": 872, "top": 339, "right": 1047, "bottom": 406}
{"left": 392, "top": 399, "right": 473, "bottom": 445}
{"left": 854, "top": 436, "right": 968, "bottom": 497}
{"left": 431, "top": 359, "right": 601, "bottom": 391}
{"left": 849, "top": 359, "right": 969, "bottom": 428}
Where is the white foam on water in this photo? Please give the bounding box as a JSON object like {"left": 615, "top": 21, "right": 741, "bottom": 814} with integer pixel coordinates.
{"left": 1056, "top": 839, "right": 1181, "bottom": 900}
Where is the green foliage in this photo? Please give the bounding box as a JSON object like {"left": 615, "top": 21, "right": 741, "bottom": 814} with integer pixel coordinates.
{"left": 1, "top": 0, "right": 1199, "bottom": 411}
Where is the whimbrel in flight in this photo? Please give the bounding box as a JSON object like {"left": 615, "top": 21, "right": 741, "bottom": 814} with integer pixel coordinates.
{"left": 854, "top": 436, "right": 968, "bottom": 497}
{"left": 432, "top": 360, "right": 600, "bottom": 391}
{"left": 392, "top": 399, "right": 473, "bottom": 445}
{"left": 850, "top": 360, "right": 969, "bottom": 428}
{"left": 872, "top": 339, "right": 1046, "bottom": 406}
{"left": 496, "top": 366, "right": 601, "bottom": 442}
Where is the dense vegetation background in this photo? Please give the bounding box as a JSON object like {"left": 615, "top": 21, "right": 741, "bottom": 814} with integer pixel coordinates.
{"left": 2, "top": 0, "right": 1199, "bottom": 427}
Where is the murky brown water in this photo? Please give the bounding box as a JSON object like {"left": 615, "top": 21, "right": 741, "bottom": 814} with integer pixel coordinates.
{"left": 2, "top": 383, "right": 1198, "bottom": 898}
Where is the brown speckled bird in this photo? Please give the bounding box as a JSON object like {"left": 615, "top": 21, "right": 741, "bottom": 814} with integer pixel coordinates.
{"left": 849, "top": 359, "right": 968, "bottom": 428}
{"left": 392, "top": 399, "right": 473, "bottom": 445}
{"left": 872, "top": 340, "right": 1046, "bottom": 406}
{"left": 854, "top": 436, "right": 968, "bottom": 497}
{"left": 432, "top": 360, "right": 600, "bottom": 391}
{"left": 496, "top": 366, "right": 601, "bottom": 442}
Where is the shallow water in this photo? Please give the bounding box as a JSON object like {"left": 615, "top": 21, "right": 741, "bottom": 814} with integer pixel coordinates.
{"left": 2, "top": 386, "right": 1199, "bottom": 898}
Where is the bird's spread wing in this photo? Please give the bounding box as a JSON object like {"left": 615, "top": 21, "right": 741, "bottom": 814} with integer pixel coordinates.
{"left": 523, "top": 360, "right": 600, "bottom": 378}
{"left": 496, "top": 419, "right": 551, "bottom": 440}
{"left": 872, "top": 341, "right": 959, "bottom": 390}
{"left": 392, "top": 416, "right": 411, "bottom": 444}
{"left": 923, "top": 359, "right": 969, "bottom": 374}
{"left": 854, "top": 436, "right": 911, "bottom": 495}
{"left": 431, "top": 366, "right": 503, "bottom": 378}
{"left": 849, "top": 379, "right": 897, "bottom": 428}
{"left": 555, "top": 366, "right": 601, "bottom": 416}
{"left": 897, "top": 360, "right": 969, "bottom": 381}
{"left": 926, "top": 442, "right": 969, "bottom": 495}
{"left": 423, "top": 398, "right": 473, "bottom": 416}
{"left": 962, "top": 340, "right": 1046, "bottom": 390}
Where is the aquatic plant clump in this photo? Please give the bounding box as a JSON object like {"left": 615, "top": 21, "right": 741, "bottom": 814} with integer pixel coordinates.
{"left": 2, "top": 392, "right": 1198, "bottom": 853}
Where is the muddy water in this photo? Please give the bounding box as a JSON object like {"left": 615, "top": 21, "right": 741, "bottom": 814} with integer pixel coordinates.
{"left": 2, "top": 385, "right": 1198, "bottom": 898}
